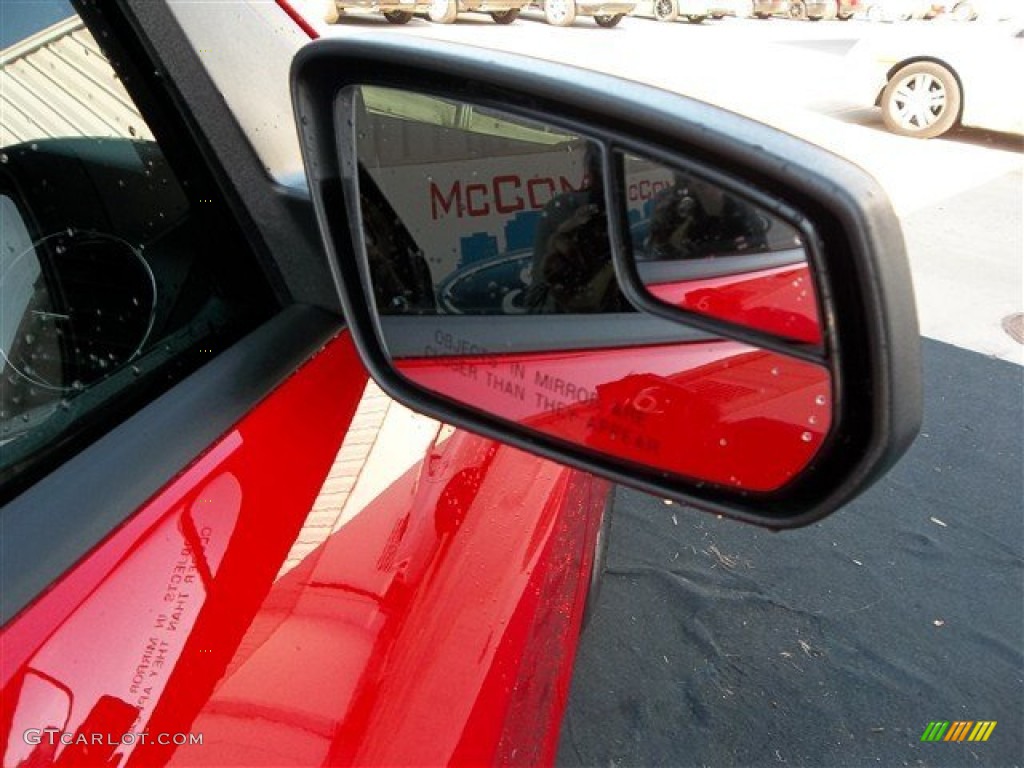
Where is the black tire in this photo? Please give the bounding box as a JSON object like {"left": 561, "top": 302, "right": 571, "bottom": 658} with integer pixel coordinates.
{"left": 754, "top": 12, "right": 770, "bottom": 18}
{"left": 837, "top": 12, "right": 853, "bottom": 20}
{"left": 711, "top": 12, "right": 725, "bottom": 18}
{"left": 789, "top": 0, "right": 807, "bottom": 19}
{"left": 653, "top": 0, "right": 678, "bottom": 21}
{"left": 881, "top": 61, "right": 961, "bottom": 139}
{"left": 490, "top": 8, "right": 519, "bottom": 22}
{"left": 427, "top": 0, "right": 458, "bottom": 23}
{"left": 383, "top": 9, "right": 413, "bottom": 22}
{"left": 686, "top": 14, "right": 706, "bottom": 22}
{"left": 594, "top": 12, "right": 623, "bottom": 25}
{"left": 544, "top": 0, "right": 577, "bottom": 25}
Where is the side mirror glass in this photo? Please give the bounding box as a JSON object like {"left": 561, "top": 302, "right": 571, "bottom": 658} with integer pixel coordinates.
{"left": 348, "top": 86, "right": 830, "bottom": 493}
{"left": 620, "top": 153, "right": 820, "bottom": 345}
{"left": 293, "top": 41, "right": 922, "bottom": 526}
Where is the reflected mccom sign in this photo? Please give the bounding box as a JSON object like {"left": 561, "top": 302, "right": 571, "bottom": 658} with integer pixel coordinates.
{"left": 920, "top": 721, "right": 997, "bottom": 743}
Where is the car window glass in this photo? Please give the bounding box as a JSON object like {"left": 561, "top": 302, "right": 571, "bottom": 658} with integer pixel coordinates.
{"left": 0, "top": 4, "right": 273, "bottom": 496}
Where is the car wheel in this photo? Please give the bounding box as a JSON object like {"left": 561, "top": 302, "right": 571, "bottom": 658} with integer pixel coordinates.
{"left": 490, "top": 8, "right": 520, "bottom": 22}
{"left": 594, "top": 12, "right": 623, "bottom": 25}
{"left": 837, "top": 11, "right": 853, "bottom": 19}
{"left": 544, "top": 0, "right": 577, "bottom": 25}
{"left": 653, "top": 0, "right": 678, "bottom": 21}
{"left": 686, "top": 14, "right": 706, "bottom": 22}
{"left": 951, "top": 0, "right": 975, "bottom": 20}
{"left": 754, "top": 12, "right": 770, "bottom": 18}
{"left": 881, "top": 61, "right": 961, "bottom": 138}
{"left": 711, "top": 13, "right": 725, "bottom": 18}
{"left": 427, "top": 0, "right": 458, "bottom": 23}
{"left": 789, "top": 0, "right": 808, "bottom": 19}
{"left": 383, "top": 9, "right": 414, "bottom": 22}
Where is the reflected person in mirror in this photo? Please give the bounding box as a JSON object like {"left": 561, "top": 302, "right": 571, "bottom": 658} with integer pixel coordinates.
{"left": 526, "top": 144, "right": 626, "bottom": 314}
{"left": 646, "top": 172, "right": 770, "bottom": 260}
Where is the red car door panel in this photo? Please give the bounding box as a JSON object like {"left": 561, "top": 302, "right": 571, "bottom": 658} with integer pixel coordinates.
{"left": 1, "top": 329, "right": 606, "bottom": 767}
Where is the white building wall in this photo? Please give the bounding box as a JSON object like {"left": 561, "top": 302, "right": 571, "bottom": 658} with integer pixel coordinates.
{"left": 0, "top": 17, "right": 151, "bottom": 147}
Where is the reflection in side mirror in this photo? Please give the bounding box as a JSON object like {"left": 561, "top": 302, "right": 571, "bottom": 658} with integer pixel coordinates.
{"left": 345, "top": 85, "right": 832, "bottom": 493}
{"left": 621, "top": 153, "right": 822, "bottom": 345}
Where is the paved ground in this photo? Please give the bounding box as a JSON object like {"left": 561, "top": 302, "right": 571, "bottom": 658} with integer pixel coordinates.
{"left": 559, "top": 338, "right": 1023, "bottom": 767}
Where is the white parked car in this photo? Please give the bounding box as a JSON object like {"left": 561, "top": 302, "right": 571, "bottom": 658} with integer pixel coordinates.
{"left": 859, "top": 0, "right": 935, "bottom": 21}
{"left": 421, "top": 0, "right": 533, "bottom": 24}
{"left": 846, "top": 21, "right": 1024, "bottom": 137}
{"left": 708, "top": 0, "right": 755, "bottom": 18}
{"left": 945, "top": 0, "right": 1019, "bottom": 21}
{"left": 634, "top": 0, "right": 711, "bottom": 22}
{"left": 533, "top": 0, "right": 638, "bottom": 24}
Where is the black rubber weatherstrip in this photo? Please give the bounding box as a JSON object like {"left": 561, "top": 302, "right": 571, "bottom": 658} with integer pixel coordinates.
{"left": 0, "top": 306, "right": 343, "bottom": 625}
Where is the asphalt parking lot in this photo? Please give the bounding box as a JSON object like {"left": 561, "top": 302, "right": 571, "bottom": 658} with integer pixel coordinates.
{"left": 560, "top": 337, "right": 1023, "bottom": 767}
{"left": 324, "top": 13, "right": 1024, "bottom": 766}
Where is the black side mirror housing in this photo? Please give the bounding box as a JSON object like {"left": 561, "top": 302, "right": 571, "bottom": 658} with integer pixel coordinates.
{"left": 291, "top": 36, "right": 922, "bottom": 529}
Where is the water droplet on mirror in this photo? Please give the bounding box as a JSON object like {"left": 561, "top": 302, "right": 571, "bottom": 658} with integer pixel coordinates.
{"left": 71, "top": 380, "right": 85, "bottom": 391}
{"left": 815, "top": 394, "right": 827, "bottom": 406}
{"left": 808, "top": 415, "right": 817, "bottom": 425}
{"left": 801, "top": 432, "right": 813, "bottom": 443}
{"left": 24, "top": 334, "right": 34, "bottom": 345}
{"left": 719, "top": 438, "right": 727, "bottom": 447}
{"left": 0, "top": 153, "right": 7, "bottom": 163}
{"left": 770, "top": 367, "right": 779, "bottom": 376}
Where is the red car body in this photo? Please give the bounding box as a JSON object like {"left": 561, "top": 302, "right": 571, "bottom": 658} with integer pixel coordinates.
{"left": 2, "top": 331, "right": 607, "bottom": 767}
